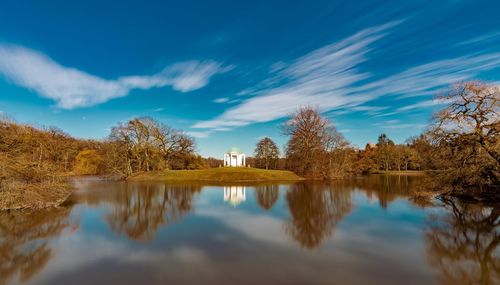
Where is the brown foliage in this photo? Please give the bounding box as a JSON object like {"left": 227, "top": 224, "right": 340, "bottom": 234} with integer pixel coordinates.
{"left": 0, "top": 119, "right": 76, "bottom": 210}
{"left": 108, "top": 117, "right": 200, "bottom": 175}
{"left": 430, "top": 81, "right": 499, "bottom": 191}
{"left": 254, "top": 137, "right": 280, "bottom": 170}
{"left": 283, "top": 107, "right": 352, "bottom": 179}
{"left": 74, "top": 149, "right": 103, "bottom": 175}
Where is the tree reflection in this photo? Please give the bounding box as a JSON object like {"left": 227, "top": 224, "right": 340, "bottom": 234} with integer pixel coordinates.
{"left": 0, "top": 207, "right": 74, "bottom": 285}
{"left": 285, "top": 182, "right": 352, "bottom": 249}
{"left": 255, "top": 185, "right": 279, "bottom": 210}
{"left": 106, "top": 183, "right": 201, "bottom": 241}
{"left": 358, "top": 175, "right": 422, "bottom": 208}
{"left": 426, "top": 198, "right": 500, "bottom": 285}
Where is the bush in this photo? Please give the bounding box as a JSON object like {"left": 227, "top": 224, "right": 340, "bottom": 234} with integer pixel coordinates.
{"left": 74, "top": 149, "right": 103, "bottom": 175}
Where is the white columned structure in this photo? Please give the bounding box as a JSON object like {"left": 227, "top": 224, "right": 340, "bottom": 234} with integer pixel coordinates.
{"left": 223, "top": 147, "right": 246, "bottom": 167}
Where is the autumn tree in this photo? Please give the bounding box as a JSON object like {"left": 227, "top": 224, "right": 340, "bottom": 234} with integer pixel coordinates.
{"left": 283, "top": 107, "right": 352, "bottom": 178}
{"left": 407, "top": 134, "right": 435, "bottom": 170}
{"left": 375, "top": 134, "right": 395, "bottom": 171}
{"left": 254, "top": 137, "right": 280, "bottom": 169}
{"left": 322, "top": 128, "right": 353, "bottom": 178}
{"left": 108, "top": 117, "right": 198, "bottom": 174}
{"left": 353, "top": 144, "right": 377, "bottom": 174}
{"left": 431, "top": 81, "right": 499, "bottom": 189}
{"left": 204, "top": 157, "right": 223, "bottom": 168}
{"left": 74, "top": 149, "right": 103, "bottom": 175}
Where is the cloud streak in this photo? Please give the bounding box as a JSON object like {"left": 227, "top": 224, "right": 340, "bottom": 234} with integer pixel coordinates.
{"left": 0, "top": 44, "right": 228, "bottom": 109}
{"left": 192, "top": 22, "right": 398, "bottom": 129}
{"left": 192, "top": 22, "right": 500, "bottom": 134}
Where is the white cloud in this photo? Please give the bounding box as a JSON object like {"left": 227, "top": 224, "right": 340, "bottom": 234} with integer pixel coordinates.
{"left": 186, "top": 130, "right": 213, "bottom": 138}
{"left": 396, "top": 98, "right": 451, "bottom": 112}
{"left": 382, "top": 123, "right": 427, "bottom": 129}
{"left": 192, "top": 21, "right": 500, "bottom": 134}
{"left": 353, "top": 53, "right": 500, "bottom": 99}
{"left": 197, "top": 207, "right": 291, "bottom": 247}
{"left": 192, "top": 22, "right": 398, "bottom": 129}
{"left": 458, "top": 31, "right": 500, "bottom": 46}
{"left": 0, "top": 44, "right": 228, "bottom": 109}
{"left": 213, "top": 97, "right": 229, "bottom": 103}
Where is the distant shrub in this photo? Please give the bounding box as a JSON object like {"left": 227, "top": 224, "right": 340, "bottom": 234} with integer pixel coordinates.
{"left": 74, "top": 149, "right": 103, "bottom": 175}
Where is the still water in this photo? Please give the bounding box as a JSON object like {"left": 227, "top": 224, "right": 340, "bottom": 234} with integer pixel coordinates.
{"left": 1, "top": 175, "right": 498, "bottom": 285}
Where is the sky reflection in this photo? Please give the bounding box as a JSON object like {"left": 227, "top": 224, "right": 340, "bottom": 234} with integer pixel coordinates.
{"left": 1, "top": 176, "right": 498, "bottom": 285}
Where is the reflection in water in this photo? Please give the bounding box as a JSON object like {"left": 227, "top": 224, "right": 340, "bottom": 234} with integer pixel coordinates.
{"left": 285, "top": 183, "right": 352, "bottom": 249}
{"left": 106, "top": 183, "right": 201, "bottom": 241}
{"left": 425, "top": 198, "right": 500, "bottom": 285}
{"left": 0, "top": 207, "right": 75, "bottom": 285}
{"left": 357, "top": 175, "right": 422, "bottom": 209}
{"left": 255, "top": 185, "right": 279, "bottom": 210}
{"left": 224, "top": 186, "right": 246, "bottom": 207}
{"left": 1, "top": 176, "right": 498, "bottom": 285}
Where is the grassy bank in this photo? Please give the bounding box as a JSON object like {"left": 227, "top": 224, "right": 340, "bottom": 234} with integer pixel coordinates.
{"left": 0, "top": 180, "right": 72, "bottom": 211}
{"left": 128, "top": 167, "right": 304, "bottom": 182}
{"left": 0, "top": 154, "right": 73, "bottom": 211}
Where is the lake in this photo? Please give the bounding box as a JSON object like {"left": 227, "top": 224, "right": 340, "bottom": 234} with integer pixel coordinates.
{"left": 1, "top": 175, "right": 498, "bottom": 285}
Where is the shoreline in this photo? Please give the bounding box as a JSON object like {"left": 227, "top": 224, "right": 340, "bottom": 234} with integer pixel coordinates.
{"left": 0, "top": 182, "right": 73, "bottom": 211}
{"left": 2, "top": 171, "right": 497, "bottom": 211}
{"left": 369, "top": 170, "right": 427, "bottom": 175}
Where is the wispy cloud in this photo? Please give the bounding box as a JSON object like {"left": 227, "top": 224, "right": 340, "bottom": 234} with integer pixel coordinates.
{"left": 192, "top": 21, "right": 400, "bottom": 130}
{"left": 192, "top": 21, "right": 500, "bottom": 134}
{"left": 0, "top": 44, "right": 229, "bottom": 109}
{"left": 396, "top": 99, "right": 448, "bottom": 112}
{"left": 186, "top": 130, "right": 213, "bottom": 138}
{"left": 458, "top": 31, "right": 500, "bottom": 46}
{"left": 380, "top": 123, "right": 427, "bottom": 129}
{"left": 354, "top": 53, "right": 500, "bottom": 100}
{"left": 213, "top": 97, "right": 229, "bottom": 103}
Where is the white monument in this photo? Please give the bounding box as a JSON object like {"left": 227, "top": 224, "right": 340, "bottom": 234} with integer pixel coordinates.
{"left": 224, "top": 147, "right": 246, "bottom": 167}
{"left": 224, "top": 186, "right": 246, "bottom": 206}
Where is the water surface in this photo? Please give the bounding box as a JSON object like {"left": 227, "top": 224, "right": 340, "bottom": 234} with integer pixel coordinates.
{"left": 1, "top": 175, "right": 498, "bottom": 285}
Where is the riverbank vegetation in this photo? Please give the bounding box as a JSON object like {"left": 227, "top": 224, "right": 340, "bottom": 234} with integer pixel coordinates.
{"left": 0, "top": 119, "right": 76, "bottom": 210}
{"left": 0, "top": 116, "right": 204, "bottom": 210}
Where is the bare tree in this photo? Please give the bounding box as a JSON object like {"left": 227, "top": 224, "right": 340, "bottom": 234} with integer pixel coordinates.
{"left": 283, "top": 107, "right": 332, "bottom": 177}
{"left": 431, "top": 81, "right": 500, "bottom": 188}
{"left": 108, "top": 117, "right": 198, "bottom": 173}
{"left": 434, "top": 81, "right": 499, "bottom": 164}
{"left": 254, "top": 137, "right": 280, "bottom": 169}
{"left": 283, "top": 107, "right": 354, "bottom": 178}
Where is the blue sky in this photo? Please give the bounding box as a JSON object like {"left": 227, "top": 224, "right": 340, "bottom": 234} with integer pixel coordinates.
{"left": 0, "top": 0, "right": 499, "bottom": 157}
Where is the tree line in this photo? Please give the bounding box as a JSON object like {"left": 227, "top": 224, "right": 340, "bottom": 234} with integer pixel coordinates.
{"left": 250, "top": 81, "right": 498, "bottom": 196}
{"left": 1, "top": 80, "right": 498, "bottom": 199}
